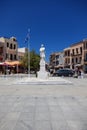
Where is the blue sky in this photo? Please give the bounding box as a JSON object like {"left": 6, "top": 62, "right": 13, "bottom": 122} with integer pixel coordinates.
{"left": 0, "top": 0, "right": 87, "bottom": 61}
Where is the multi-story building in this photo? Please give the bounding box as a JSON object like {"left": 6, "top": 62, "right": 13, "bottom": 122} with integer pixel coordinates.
{"left": 0, "top": 37, "right": 18, "bottom": 74}
{"left": 49, "top": 52, "right": 64, "bottom": 73}
{"left": 83, "top": 39, "right": 87, "bottom": 72}
{"left": 0, "top": 41, "right": 4, "bottom": 62}
{"left": 0, "top": 37, "right": 18, "bottom": 62}
{"left": 64, "top": 39, "right": 87, "bottom": 73}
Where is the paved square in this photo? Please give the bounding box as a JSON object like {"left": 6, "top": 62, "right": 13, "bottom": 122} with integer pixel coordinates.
{"left": 0, "top": 77, "right": 87, "bottom": 130}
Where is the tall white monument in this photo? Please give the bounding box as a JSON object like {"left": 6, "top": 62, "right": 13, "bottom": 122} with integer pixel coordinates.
{"left": 16, "top": 45, "right": 72, "bottom": 84}
{"left": 38, "top": 44, "right": 48, "bottom": 79}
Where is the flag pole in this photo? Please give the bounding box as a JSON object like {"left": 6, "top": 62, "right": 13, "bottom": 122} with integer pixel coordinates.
{"left": 25, "top": 29, "right": 30, "bottom": 77}
{"left": 27, "top": 29, "right": 30, "bottom": 77}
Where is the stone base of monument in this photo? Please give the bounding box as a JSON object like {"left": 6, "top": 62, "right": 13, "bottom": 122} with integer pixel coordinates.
{"left": 37, "top": 71, "right": 49, "bottom": 79}
{"left": 15, "top": 77, "right": 72, "bottom": 85}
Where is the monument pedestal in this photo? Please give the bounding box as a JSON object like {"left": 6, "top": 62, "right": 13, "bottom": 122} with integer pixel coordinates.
{"left": 38, "top": 70, "right": 48, "bottom": 79}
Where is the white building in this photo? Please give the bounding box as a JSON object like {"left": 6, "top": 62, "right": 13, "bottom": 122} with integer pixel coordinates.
{"left": 18, "top": 47, "right": 28, "bottom": 60}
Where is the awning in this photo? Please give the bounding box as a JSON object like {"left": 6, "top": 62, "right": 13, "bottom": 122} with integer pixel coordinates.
{"left": 55, "top": 65, "right": 64, "bottom": 68}
{"left": 0, "top": 61, "right": 21, "bottom": 66}
{"left": 5, "top": 61, "right": 21, "bottom": 66}
{"left": 0, "top": 62, "right": 9, "bottom": 66}
{"left": 0, "top": 62, "right": 3, "bottom": 65}
{"left": 75, "top": 64, "right": 82, "bottom": 67}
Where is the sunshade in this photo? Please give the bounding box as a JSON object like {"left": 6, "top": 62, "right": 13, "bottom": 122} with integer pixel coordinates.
{"left": 0, "top": 61, "right": 21, "bottom": 66}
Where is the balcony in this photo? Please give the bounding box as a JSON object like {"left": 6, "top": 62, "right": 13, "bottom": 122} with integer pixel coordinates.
{"left": 71, "top": 53, "right": 82, "bottom": 56}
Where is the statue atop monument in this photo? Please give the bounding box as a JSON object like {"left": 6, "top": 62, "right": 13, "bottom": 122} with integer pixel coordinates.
{"left": 40, "top": 44, "right": 45, "bottom": 59}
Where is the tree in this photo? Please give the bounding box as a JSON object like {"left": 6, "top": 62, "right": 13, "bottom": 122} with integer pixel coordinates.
{"left": 20, "top": 50, "right": 40, "bottom": 73}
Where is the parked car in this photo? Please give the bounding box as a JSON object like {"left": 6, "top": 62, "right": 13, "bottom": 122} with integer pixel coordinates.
{"left": 53, "top": 68, "right": 74, "bottom": 77}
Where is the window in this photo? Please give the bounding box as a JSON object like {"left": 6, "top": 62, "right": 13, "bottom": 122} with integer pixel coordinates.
{"left": 80, "top": 47, "right": 82, "bottom": 54}
{"left": 56, "top": 61, "right": 59, "bottom": 65}
{"left": 14, "top": 55, "right": 17, "bottom": 60}
{"left": 72, "top": 49, "right": 74, "bottom": 55}
{"left": 7, "top": 42, "right": 9, "bottom": 47}
{"left": 68, "top": 50, "right": 70, "bottom": 56}
{"left": 6, "top": 53, "right": 8, "bottom": 59}
{"left": 72, "top": 58, "right": 74, "bottom": 63}
{"left": 64, "top": 51, "right": 67, "bottom": 56}
{"left": 76, "top": 48, "right": 78, "bottom": 54}
{"left": 79, "top": 57, "right": 82, "bottom": 63}
{"left": 68, "top": 58, "right": 70, "bottom": 63}
{"left": 86, "top": 42, "right": 87, "bottom": 49}
{"left": 14, "top": 44, "right": 16, "bottom": 49}
{"left": 13, "top": 38, "right": 17, "bottom": 42}
{"left": 85, "top": 53, "right": 87, "bottom": 61}
{"left": 56, "top": 55, "right": 59, "bottom": 59}
{"left": 65, "top": 59, "right": 67, "bottom": 64}
{"left": 76, "top": 57, "right": 78, "bottom": 63}
{"left": 0, "top": 47, "right": 3, "bottom": 54}
{"left": 10, "top": 54, "right": 13, "bottom": 60}
{"left": 10, "top": 43, "right": 13, "bottom": 49}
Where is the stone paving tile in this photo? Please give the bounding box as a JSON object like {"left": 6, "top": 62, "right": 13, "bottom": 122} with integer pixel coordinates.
{"left": 23, "top": 97, "right": 36, "bottom": 105}
{"left": 35, "top": 106, "right": 49, "bottom": 113}
{"left": 47, "top": 97, "right": 58, "bottom": 106}
{"left": 35, "top": 99, "right": 47, "bottom": 106}
{"left": 67, "top": 120, "right": 87, "bottom": 130}
{"left": 0, "top": 120, "right": 17, "bottom": 130}
{"left": 11, "top": 102, "right": 25, "bottom": 112}
{"left": 0, "top": 106, "right": 12, "bottom": 112}
{"left": 49, "top": 106, "right": 62, "bottom": 112}
{"left": 52, "top": 121, "right": 70, "bottom": 130}
{"left": 13, "top": 120, "right": 33, "bottom": 130}
{"left": 35, "top": 111, "right": 50, "bottom": 121}
{"left": 50, "top": 112, "right": 65, "bottom": 121}
{"left": 22, "top": 105, "right": 35, "bottom": 113}
{"left": 0, "top": 112, "right": 7, "bottom": 121}
{"left": 5, "top": 112, "right": 20, "bottom": 120}
{"left": 34, "top": 120, "right": 51, "bottom": 130}
{"left": 0, "top": 78, "right": 87, "bottom": 130}
{"left": 19, "top": 112, "right": 34, "bottom": 121}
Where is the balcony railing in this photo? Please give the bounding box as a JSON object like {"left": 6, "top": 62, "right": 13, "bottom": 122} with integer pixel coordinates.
{"left": 70, "top": 52, "right": 82, "bottom": 56}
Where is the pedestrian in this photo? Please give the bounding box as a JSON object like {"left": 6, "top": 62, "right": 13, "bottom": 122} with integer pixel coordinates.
{"left": 81, "top": 70, "right": 84, "bottom": 79}
{"left": 78, "top": 70, "right": 81, "bottom": 78}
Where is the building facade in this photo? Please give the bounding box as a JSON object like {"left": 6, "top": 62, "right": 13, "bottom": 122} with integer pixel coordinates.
{"left": 49, "top": 52, "right": 64, "bottom": 73}
{"left": 0, "top": 37, "right": 18, "bottom": 62}
{"left": 0, "top": 37, "right": 18, "bottom": 74}
{"left": 64, "top": 39, "right": 87, "bottom": 73}
{"left": 18, "top": 47, "right": 28, "bottom": 60}
{"left": 83, "top": 40, "right": 87, "bottom": 72}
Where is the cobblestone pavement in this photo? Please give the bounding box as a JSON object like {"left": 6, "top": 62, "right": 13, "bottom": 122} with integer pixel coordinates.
{"left": 0, "top": 77, "right": 87, "bottom": 130}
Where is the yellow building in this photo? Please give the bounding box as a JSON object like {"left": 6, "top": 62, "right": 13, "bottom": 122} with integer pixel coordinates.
{"left": 64, "top": 39, "right": 87, "bottom": 72}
